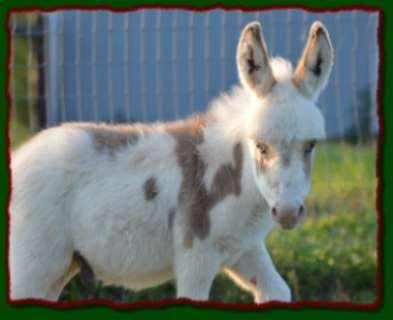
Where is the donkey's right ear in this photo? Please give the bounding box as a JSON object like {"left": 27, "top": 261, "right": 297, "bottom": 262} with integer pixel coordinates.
{"left": 237, "top": 22, "right": 275, "bottom": 98}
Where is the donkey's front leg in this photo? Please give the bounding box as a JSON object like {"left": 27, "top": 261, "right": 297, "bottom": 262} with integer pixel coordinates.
{"left": 175, "top": 241, "right": 221, "bottom": 301}
{"left": 225, "top": 245, "right": 291, "bottom": 303}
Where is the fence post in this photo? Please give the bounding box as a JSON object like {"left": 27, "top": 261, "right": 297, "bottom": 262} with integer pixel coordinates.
{"left": 31, "top": 14, "right": 46, "bottom": 129}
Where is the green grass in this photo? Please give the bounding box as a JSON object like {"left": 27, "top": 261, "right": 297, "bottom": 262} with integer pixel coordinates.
{"left": 9, "top": 119, "right": 32, "bottom": 150}
{"left": 307, "top": 143, "right": 376, "bottom": 217}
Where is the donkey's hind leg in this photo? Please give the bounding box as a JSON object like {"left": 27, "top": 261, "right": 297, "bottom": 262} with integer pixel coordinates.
{"left": 10, "top": 248, "right": 76, "bottom": 301}
{"left": 46, "top": 260, "right": 80, "bottom": 301}
{"left": 9, "top": 222, "right": 76, "bottom": 301}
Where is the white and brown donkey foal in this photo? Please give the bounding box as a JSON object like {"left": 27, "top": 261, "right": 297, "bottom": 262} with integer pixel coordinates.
{"left": 10, "top": 21, "right": 333, "bottom": 302}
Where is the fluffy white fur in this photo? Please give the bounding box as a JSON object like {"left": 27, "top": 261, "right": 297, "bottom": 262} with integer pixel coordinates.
{"left": 9, "top": 21, "right": 333, "bottom": 302}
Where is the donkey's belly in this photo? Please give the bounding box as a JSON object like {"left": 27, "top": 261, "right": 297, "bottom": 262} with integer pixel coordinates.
{"left": 100, "top": 267, "right": 175, "bottom": 290}
{"left": 71, "top": 187, "right": 176, "bottom": 289}
{"left": 74, "top": 211, "right": 175, "bottom": 289}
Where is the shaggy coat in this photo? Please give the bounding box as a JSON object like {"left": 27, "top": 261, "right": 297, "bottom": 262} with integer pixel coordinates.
{"left": 9, "top": 21, "right": 333, "bottom": 302}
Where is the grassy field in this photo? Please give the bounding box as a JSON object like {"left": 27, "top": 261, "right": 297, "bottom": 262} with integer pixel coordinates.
{"left": 11, "top": 132, "right": 377, "bottom": 303}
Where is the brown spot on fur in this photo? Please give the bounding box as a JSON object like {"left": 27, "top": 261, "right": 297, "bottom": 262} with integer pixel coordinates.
{"left": 166, "top": 114, "right": 206, "bottom": 145}
{"left": 144, "top": 177, "right": 158, "bottom": 200}
{"left": 250, "top": 276, "right": 257, "bottom": 286}
{"left": 167, "top": 115, "right": 209, "bottom": 248}
{"left": 63, "top": 122, "right": 151, "bottom": 155}
{"left": 210, "top": 143, "right": 243, "bottom": 199}
{"left": 168, "top": 116, "right": 243, "bottom": 248}
{"left": 73, "top": 251, "right": 95, "bottom": 288}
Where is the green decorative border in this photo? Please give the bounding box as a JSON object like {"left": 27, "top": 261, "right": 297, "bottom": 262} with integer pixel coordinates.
{"left": 1, "top": 0, "right": 391, "bottom": 319}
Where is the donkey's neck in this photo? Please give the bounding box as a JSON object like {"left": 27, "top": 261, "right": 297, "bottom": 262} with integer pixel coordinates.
{"left": 205, "top": 86, "right": 252, "bottom": 143}
{"left": 197, "top": 88, "right": 263, "bottom": 211}
{"left": 198, "top": 109, "right": 271, "bottom": 237}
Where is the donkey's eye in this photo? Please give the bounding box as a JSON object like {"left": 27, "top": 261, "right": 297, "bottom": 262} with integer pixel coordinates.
{"left": 256, "top": 142, "right": 269, "bottom": 155}
{"left": 304, "top": 140, "right": 317, "bottom": 154}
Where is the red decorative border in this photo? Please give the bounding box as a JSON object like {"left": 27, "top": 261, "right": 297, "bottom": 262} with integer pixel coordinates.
{"left": 4, "top": 4, "right": 383, "bottom": 310}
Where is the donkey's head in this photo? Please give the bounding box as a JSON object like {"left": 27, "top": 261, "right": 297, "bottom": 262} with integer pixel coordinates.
{"left": 237, "top": 21, "right": 333, "bottom": 229}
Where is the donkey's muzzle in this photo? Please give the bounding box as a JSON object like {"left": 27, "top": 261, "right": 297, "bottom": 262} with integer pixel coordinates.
{"left": 271, "top": 204, "right": 306, "bottom": 229}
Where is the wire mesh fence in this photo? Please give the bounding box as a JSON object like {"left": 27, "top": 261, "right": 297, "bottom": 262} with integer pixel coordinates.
{"left": 9, "top": 9, "right": 379, "bottom": 196}
{"left": 7, "top": 8, "right": 379, "bottom": 303}
{"left": 9, "top": 9, "right": 379, "bottom": 142}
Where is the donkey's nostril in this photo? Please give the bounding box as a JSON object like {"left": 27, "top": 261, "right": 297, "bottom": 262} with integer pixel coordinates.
{"left": 272, "top": 207, "right": 277, "bottom": 217}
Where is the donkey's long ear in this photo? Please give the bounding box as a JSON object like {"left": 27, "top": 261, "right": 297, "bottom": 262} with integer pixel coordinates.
{"left": 293, "top": 21, "right": 333, "bottom": 101}
{"left": 237, "top": 22, "right": 275, "bottom": 98}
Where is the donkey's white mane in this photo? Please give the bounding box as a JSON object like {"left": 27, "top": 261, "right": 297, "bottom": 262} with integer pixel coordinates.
{"left": 206, "top": 85, "right": 251, "bottom": 141}
{"left": 206, "top": 57, "right": 325, "bottom": 145}
{"left": 269, "top": 57, "right": 293, "bottom": 82}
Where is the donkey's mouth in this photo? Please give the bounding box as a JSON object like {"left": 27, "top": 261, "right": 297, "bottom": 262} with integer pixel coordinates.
{"left": 271, "top": 205, "right": 306, "bottom": 230}
{"left": 277, "top": 218, "right": 298, "bottom": 230}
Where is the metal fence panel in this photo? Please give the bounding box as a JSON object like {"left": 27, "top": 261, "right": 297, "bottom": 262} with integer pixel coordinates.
{"left": 10, "top": 9, "right": 379, "bottom": 141}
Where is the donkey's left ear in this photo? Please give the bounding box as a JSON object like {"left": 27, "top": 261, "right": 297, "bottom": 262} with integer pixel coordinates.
{"left": 293, "top": 21, "right": 333, "bottom": 101}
